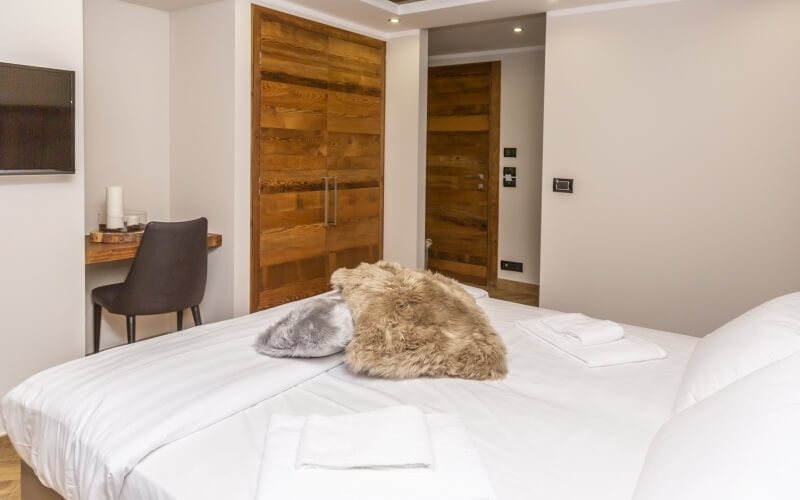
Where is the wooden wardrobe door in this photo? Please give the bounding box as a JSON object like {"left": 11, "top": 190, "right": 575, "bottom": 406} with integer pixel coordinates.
{"left": 425, "top": 62, "right": 500, "bottom": 286}
{"left": 252, "top": 10, "right": 330, "bottom": 310}
{"left": 325, "top": 35, "right": 384, "bottom": 273}
{"left": 251, "top": 6, "right": 385, "bottom": 312}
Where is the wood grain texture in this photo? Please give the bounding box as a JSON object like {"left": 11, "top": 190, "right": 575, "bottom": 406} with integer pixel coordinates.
{"left": 20, "top": 463, "right": 62, "bottom": 500}
{"left": 85, "top": 234, "right": 221, "bottom": 265}
{"left": 480, "top": 281, "right": 539, "bottom": 307}
{"left": 257, "top": 8, "right": 383, "bottom": 49}
{"left": 487, "top": 61, "right": 500, "bottom": 287}
{"left": 425, "top": 61, "right": 500, "bottom": 286}
{"left": 496, "top": 278, "right": 540, "bottom": 296}
{"left": 251, "top": 5, "right": 384, "bottom": 312}
{"left": 0, "top": 435, "right": 20, "bottom": 500}
{"left": 250, "top": 3, "right": 264, "bottom": 315}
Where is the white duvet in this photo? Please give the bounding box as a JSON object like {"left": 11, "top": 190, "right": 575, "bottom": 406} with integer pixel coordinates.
{"left": 0, "top": 295, "right": 343, "bottom": 500}
{"left": 1, "top": 293, "right": 698, "bottom": 500}
{"left": 123, "top": 299, "right": 697, "bottom": 500}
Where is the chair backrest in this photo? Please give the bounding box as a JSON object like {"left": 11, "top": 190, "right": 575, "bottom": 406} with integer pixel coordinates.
{"left": 116, "top": 217, "right": 208, "bottom": 315}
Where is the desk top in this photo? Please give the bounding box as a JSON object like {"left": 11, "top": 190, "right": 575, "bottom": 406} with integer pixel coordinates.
{"left": 85, "top": 233, "right": 222, "bottom": 264}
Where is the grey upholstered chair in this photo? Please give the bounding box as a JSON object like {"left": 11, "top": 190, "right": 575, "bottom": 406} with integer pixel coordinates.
{"left": 91, "top": 217, "right": 208, "bottom": 353}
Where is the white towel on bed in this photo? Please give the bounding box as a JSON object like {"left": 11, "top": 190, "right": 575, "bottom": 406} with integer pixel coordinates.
{"left": 540, "top": 313, "right": 625, "bottom": 345}
{"left": 296, "top": 405, "right": 434, "bottom": 470}
{"left": 515, "top": 319, "right": 667, "bottom": 367}
{"left": 256, "top": 413, "right": 497, "bottom": 500}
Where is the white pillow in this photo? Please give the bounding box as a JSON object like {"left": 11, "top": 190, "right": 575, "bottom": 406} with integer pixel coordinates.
{"left": 460, "top": 283, "right": 489, "bottom": 300}
{"left": 672, "top": 292, "right": 800, "bottom": 413}
{"left": 633, "top": 350, "right": 800, "bottom": 500}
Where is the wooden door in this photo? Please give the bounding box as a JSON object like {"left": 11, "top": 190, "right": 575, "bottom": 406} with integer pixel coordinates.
{"left": 251, "top": 6, "right": 384, "bottom": 311}
{"left": 426, "top": 62, "right": 500, "bottom": 286}
{"left": 325, "top": 35, "right": 384, "bottom": 272}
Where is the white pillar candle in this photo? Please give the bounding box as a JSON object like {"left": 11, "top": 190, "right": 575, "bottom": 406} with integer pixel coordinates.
{"left": 106, "top": 186, "right": 124, "bottom": 230}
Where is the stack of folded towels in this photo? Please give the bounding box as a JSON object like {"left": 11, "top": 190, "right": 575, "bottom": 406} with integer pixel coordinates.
{"left": 515, "top": 313, "right": 666, "bottom": 367}
{"left": 256, "top": 405, "right": 497, "bottom": 500}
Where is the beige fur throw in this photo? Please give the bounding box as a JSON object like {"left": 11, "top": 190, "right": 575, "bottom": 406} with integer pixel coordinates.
{"left": 330, "top": 261, "right": 507, "bottom": 380}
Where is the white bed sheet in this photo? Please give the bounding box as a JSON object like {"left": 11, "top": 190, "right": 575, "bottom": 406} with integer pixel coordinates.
{"left": 1, "top": 295, "right": 345, "bottom": 500}
{"left": 122, "top": 298, "right": 697, "bottom": 500}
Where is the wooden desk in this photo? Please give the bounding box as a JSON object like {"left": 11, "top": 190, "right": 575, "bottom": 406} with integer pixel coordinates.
{"left": 85, "top": 233, "right": 222, "bottom": 264}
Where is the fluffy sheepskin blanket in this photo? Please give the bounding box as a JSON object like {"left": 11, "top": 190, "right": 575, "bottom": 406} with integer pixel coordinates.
{"left": 330, "top": 261, "right": 507, "bottom": 380}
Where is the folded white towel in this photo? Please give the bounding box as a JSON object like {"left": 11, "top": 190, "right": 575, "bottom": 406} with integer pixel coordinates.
{"left": 540, "top": 313, "right": 625, "bottom": 345}
{"left": 515, "top": 318, "right": 667, "bottom": 368}
{"left": 296, "top": 405, "right": 434, "bottom": 470}
{"left": 256, "top": 413, "right": 497, "bottom": 500}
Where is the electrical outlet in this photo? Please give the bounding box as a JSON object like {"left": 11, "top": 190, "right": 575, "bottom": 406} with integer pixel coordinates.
{"left": 501, "top": 260, "right": 523, "bottom": 272}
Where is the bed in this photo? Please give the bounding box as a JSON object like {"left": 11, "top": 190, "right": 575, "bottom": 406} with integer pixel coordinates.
{"left": 3, "top": 285, "right": 800, "bottom": 500}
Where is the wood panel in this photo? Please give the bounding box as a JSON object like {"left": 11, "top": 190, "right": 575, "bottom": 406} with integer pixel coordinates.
{"left": 0, "top": 435, "right": 20, "bottom": 500}
{"left": 324, "top": 32, "right": 383, "bottom": 278}
{"left": 328, "top": 91, "right": 381, "bottom": 134}
{"left": 260, "top": 191, "right": 324, "bottom": 229}
{"left": 428, "top": 257, "right": 487, "bottom": 283}
{"left": 85, "top": 234, "right": 221, "bottom": 265}
{"left": 252, "top": 5, "right": 384, "bottom": 311}
{"left": 425, "top": 62, "right": 500, "bottom": 286}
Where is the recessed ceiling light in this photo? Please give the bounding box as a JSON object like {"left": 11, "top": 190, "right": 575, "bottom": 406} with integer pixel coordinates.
{"left": 513, "top": 27, "right": 523, "bottom": 33}
{"left": 389, "top": 18, "right": 400, "bottom": 23}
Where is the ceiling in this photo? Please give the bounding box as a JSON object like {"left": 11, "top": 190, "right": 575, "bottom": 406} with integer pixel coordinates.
{"left": 277, "top": 0, "right": 622, "bottom": 34}
{"left": 118, "top": 0, "right": 217, "bottom": 11}
{"left": 428, "top": 14, "right": 546, "bottom": 56}
{"left": 119, "top": 0, "right": 624, "bottom": 34}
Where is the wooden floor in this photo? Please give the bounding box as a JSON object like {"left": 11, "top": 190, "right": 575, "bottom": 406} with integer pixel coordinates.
{"left": 480, "top": 281, "right": 540, "bottom": 307}
{"left": 0, "top": 436, "right": 20, "bottom": 500}
{"left": 0, "top": 283, "right": 538, "bottom": 500}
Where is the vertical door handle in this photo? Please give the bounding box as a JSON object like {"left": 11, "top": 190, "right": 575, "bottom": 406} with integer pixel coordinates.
{"left": 323, "top": 177, "right": 329, "bottom": 226}
{"left": 332, "top": 176, "right": 338, "bottom": 226}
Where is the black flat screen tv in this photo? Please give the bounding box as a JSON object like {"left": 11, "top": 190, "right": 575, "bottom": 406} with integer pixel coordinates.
{"left": 0, "top": 62, "right": 75, "bottom": 175}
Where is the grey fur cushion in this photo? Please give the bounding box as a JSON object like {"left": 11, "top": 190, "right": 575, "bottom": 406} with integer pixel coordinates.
{"left": 254, "top": 294, "right": 354, "bottom": 358}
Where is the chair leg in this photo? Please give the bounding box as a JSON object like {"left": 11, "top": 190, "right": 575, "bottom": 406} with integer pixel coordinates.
{"left": 177, "top": 310, "right": 184, "bottom": 331}
{"left": 126, "top": 315, "right": 136, "bottom": 344}
{"left": 191, "top": 305, "right": 202, "bottom": 326}
{"left": 93, "top": 303, "right": 102, "bottom": 354}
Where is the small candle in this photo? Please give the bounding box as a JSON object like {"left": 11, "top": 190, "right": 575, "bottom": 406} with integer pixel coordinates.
{"left": 106, "top": 186, "right": 124, "bottom": 230}
{"left": 125, "top": 214, "right": 140, "bottom": 227}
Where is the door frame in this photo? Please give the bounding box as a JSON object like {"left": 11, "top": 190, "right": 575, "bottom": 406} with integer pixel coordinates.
{"left": 487, "top": 60, "right": 500, "bottom": 287}
{"left": 249, "top": 3, "right": 261, "bottom": 313}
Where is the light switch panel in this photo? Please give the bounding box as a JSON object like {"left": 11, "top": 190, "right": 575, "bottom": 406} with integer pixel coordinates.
{"left": 552, "top": 178, "right": 573, "bottom": 193}
{"left": 503, "top": 167, "right": 516, "bottom": 188}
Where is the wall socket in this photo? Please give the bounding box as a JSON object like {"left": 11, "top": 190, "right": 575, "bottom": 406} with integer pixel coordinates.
{"left": 501, "top": 260, "right": 523, "bottom": 272}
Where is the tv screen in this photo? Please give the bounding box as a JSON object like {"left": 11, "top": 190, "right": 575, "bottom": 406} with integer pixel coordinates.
{"left": 0, "top": 62, "right": 75, "bottom": 175}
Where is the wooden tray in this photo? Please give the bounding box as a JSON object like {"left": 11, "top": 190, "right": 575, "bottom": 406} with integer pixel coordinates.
{"left": 89, "top": 230, "right": 144, "bottom": 244}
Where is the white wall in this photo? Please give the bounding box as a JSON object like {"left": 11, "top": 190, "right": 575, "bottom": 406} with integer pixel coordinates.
{"left": 430, "top": 48, "right": 545, "bottom": 284}
{"left": 232, "top": 0, "right": 252, "bottom": 316}
{"left": 84, "top": 0, "right": 172, "bottom": 350}
{"left": 384, "top": 32, "right": 429, "bottom": 269}
{"left": 83, "top": 0, "right": 237, "bottom": 347}
{"left": 0, "top": 0, "right": 86, "bottom": 433}
{"left": 541, "top": 0, "right": 800, "bottom": 336}
{"left": 170, "top": 0, "right": 235, "bottom": 324}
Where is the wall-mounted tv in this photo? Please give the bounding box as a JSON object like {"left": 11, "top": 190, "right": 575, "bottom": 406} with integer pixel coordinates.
{"left": 0, "top": 62, "right": 75, "bottom": 175}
